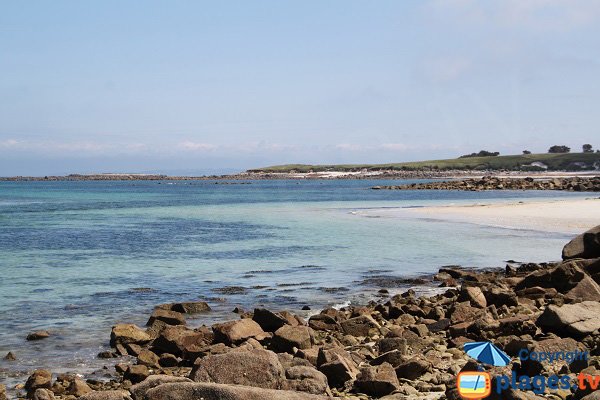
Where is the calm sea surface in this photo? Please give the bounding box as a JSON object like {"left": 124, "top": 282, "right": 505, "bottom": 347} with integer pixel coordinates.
{"left": 0, "top": 180, "right": 590, "bottom": 383}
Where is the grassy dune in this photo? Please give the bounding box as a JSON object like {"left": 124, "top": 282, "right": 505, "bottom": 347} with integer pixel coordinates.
{"left": 249, "top": 152, "right": 600, "bottom": 173}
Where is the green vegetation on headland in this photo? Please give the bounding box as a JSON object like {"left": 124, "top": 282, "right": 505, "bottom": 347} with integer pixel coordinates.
{"left": 249, "top": 152, "right": 600, "bottom": 173}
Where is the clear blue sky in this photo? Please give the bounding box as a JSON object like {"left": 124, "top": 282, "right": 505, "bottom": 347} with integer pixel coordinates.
{"left": 1, "top": 0, "right": 599, "bottom": 175}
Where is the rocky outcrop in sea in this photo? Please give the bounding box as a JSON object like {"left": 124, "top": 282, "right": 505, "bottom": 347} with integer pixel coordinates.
{"left": 12, "top": 225, "right": 600, "bottom": 399}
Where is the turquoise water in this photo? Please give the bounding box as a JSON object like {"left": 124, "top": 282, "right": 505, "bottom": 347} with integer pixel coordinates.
{"left": 0, "top": 180, "right": 590, "bottom": 382}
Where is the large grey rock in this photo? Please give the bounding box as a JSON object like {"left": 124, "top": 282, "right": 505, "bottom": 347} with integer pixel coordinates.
{"left": 283, "top": 366, "right": 329, "bottom": 395}
{"left": 110, "top": 324, "right": 151, "bottom": 347}
{"left": 565, "top": 275, "right": 600, "bottom": 302}
{"left": 537, "top": 301, "right": 600, "bottom": 336}
{"left": 272, "top": 325, "right": 314, "bottom": 353}
{"left": 253, "top": 308, "right": 298, "bottom": 332}
{"left": 79, "top": 391, "right": 132, "bottom": 400}
{"left": 355, "top": 362, "right": 400, "bottom": 397}
{"left": 515, "top": 261, "right": 587, "bottom": 293}
{"left": 190, "top": 348, "right": 285, "bottom": 389}
{"left": 563, "top": 225, "right": 600, "bottom": 260}
{"left": 317, "top": 347, "right": 359, "bottom": 388}
{"left": 395, "top": 356, "right": 431, "bottom": 380}
{"left": 212, "top": 319, "right": 265, "bottom": 345}
{"left": 130, "top": 375, "right": 192, "bottom": 400}
{"left": 340, "top": 315, "right": 380, "bottom": 337}
{"left": 151, "top": 325, "right": 208, "bottom": 356}
{"left": 145, "top": 382, "right": 328, "bottom": 399}
{"left": 458, "top": 286, "right": 487, "bottom": 308}
{"left": 147, "top": 308, "right": 186, "bottom": 326}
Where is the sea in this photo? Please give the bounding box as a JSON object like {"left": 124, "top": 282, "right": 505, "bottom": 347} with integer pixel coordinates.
{"left": 0, "top": 179, "right": 591, "bottom": 385}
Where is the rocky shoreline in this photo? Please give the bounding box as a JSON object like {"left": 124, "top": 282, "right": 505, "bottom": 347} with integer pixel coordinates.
{"left": 372, "top": 176, "right": 600, "bottom": 191}
{"left": 7, "top": 225, "right": 600, "bottom": 400}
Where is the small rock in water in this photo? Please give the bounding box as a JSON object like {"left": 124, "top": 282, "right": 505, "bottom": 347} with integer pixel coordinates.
{"left": 213, "top": 286, "right": 248, "bottom": 295}
{"left": 301, "top": 305, "right": 311, "bottom": 310}
{"left": 26, "top": 330, "right": 50, "bottom": 341}
{"left": 4, "top": 351, "right": 16, "bottom": 361}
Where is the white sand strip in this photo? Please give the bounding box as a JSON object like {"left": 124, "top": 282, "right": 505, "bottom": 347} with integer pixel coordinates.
{"left": 362, "top": 198, "right": 600, "bottom": 234}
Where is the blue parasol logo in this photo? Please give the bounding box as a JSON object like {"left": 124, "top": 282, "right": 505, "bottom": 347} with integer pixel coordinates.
{"left": 464, "top": 341, "right": 511, "bottom": 367}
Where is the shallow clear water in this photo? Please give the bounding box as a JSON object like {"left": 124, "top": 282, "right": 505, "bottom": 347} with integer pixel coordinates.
{"left": 0, "top": 180, "right": 590, "bottom": 383}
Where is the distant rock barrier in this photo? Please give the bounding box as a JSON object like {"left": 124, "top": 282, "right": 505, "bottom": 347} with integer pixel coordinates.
{"left": 372, "top": 176, "right": 600, "bottom": 191}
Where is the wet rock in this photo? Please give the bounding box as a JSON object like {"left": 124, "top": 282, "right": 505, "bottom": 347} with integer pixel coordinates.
{"left": 171, "top": 301, "right": 211, "bottom": 313}
{"left": 130, "top": 375, "right": 192, "bottom": 400}
{"left": 0, "top": 384, "right": 5, "bottom": 400}
{"left": 110, "top": 324, "right": 151, "bottom": 347}
{"left": 190, "top": 348, "right": 285, "bottom": 389}
{"left": 340, "top": 315, "right": 380, "bottom": 337}
{"left": 144, "top": 382, "right": 328, "bottom": 400}
{"left": 283, "top": 366, "right": 329, "bottom": 395}
{"left": 213, "top": 286, "right": 248, "bottom": 295}
{"left": 25, "top": 369, "right": 52, "bottom": 394}
{"left": 272, "top": 325, "right": 314, "bottom": 353}
{"left": 26, "top": 331, "right": 50, "bottom": 341}
{"left": 4, "top": 351, "right": 16, "bottom": 361}
{"left": 355, "top": 362, "right": 400, "bottom": 397}
{"left": 537, "top": 301, "right": 600, "bottom": 337}
{"left": 98, "top": 350, "right": 118, "bottom": 359}
{"left": 212, "top": 319, "right": 265, "bottom": 345}
{"left": 124, "top": 365, "right": 150, "bottom": 384}
{"left": 563, "top": 225, "right": 600, "bottom": 260}
{"left": 146, "top": 308, "right": 186, "bottom": 326}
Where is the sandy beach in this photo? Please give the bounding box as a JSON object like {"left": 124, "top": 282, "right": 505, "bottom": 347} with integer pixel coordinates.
{"left": 398, "top": 197, "right": 600, "bottom": 234}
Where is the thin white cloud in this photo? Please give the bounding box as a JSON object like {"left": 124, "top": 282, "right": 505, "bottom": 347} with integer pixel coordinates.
{"left": 422, "top": 57, "right": 472, "bottom": 83}
{"left": 178, "top": 141, "right": 218, "bottom": 151}
{"left": 426, "top": 0, "right": 600, "bottom": 32}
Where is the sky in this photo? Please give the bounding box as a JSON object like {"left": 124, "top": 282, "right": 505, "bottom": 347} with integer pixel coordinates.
{"left": 1, "top": 0, "right": 600, "bottom": 175}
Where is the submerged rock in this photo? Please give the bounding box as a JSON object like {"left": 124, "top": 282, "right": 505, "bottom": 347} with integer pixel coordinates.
{"left": 26, "top": 330, "right": 50, "bottom": 341}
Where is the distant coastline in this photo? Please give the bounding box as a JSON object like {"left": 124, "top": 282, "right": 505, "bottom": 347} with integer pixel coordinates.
{"left": 3, "top": 152, "right": 598, "bottom": 181}
{"left": 1, "top": 169, "right": 599, "bottom": 182}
